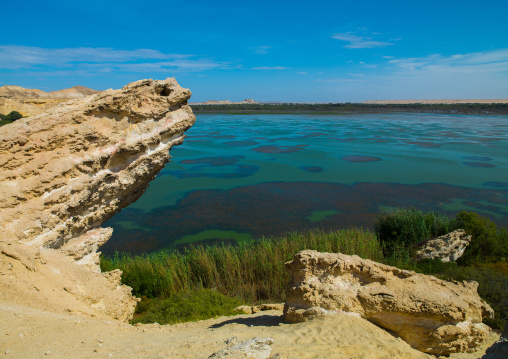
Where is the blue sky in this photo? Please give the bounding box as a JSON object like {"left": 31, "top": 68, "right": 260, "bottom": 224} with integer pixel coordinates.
{"left": 1, "top": 0, "right": 507, "bottom": 102}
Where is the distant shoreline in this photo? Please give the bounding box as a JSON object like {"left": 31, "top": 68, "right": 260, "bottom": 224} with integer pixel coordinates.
{"left": 190, "top": 102, "right": 508, "bottom": 115}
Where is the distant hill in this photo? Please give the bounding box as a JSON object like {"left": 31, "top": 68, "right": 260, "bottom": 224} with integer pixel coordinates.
{"left": 0, "top": 85, "right": 101, "bottom": 100}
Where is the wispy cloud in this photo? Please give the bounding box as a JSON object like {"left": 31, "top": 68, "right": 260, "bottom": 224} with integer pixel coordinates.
{"left": 250, "top": 46, "right": 271, "bottom": 54}
{"left": 0, "top": 45, "right": 229, "bottom": 73}
{"left": 253, "top": 66, "right": 289, "bottom": 70}
{"left": 388, "top": 49, "right": 508, "bottom": 74}
{"left": 331, "top": 33, "right": 394, "bottom": 49}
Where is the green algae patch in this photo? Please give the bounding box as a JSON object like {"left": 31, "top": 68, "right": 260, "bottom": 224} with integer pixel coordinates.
{"left": 172, "top": 229, "right": 253, "bottom": 247}
{"left": 116, "top": 221, "right": 152, "bottom": 232}
{"left": 306, "top": 210, "right": 339, "bottom": 223}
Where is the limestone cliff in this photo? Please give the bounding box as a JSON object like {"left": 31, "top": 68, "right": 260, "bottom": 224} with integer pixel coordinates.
{"left": 0, "top": 78, "right": 195, "bottom": 320}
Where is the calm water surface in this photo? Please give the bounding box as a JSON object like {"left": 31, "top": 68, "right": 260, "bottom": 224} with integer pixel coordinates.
{"left": 101, "top": 113, "right": 508, "bottom": 254}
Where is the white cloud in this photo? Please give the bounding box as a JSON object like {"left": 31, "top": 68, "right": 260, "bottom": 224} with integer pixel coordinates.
{"left": 297, "top": 71, "right": 307, "bottom": 75}
{"left": 253, "top": 66, "right": 289, "bottom": 70}
{"left": 250, "top": 46, "right": 271, "bottom": 54}
{"left": 388, "top": 49, "right": 508, "bottom": 74}
{"left": 331, "top": 33, "right": 394, "bottom": 49}
{"left": 0, "top": 45, "right": 229, "bottom": 73}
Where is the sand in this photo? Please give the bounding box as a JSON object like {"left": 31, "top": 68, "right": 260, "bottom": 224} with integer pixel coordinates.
{"left": 1, "top": 300, "right": 500, "bottom": 359}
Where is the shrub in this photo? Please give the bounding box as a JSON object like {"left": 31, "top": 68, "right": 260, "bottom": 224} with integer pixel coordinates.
{"left": 456, "top": 211, "right": 508, "bottom": 265}
{"left": 4, "top": 111, "right": 23, "bottom": 121}
{"left": 374, "top": 207, "right": 457, "bottom": 255}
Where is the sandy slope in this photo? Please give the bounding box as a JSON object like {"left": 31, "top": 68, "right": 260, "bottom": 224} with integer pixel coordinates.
{"left": 1, "top": 301, "right": 499, "bottom": 359}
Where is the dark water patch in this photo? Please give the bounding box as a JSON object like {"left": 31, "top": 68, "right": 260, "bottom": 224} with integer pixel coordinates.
{"left": 463, "top": 156, "right": 493, "bottom": 161}
{"left": 463, "top": 201, "right": 504, "bottom": 214}
{"left": 463, "top": 162, "right": 496, "bottom": 168}
{"left": 252, "top": 145, "right": 305, "bottom": 154}
{"left": 483, "top": 181, "right": 508, "bottom": 188}
{"left": 301, "top": 166, "right": 323, "bottom": 173}
{"left": 101, "top": 182, "right": 508, "bottom": 255}
{"left": 405, "top": 141, "right": 441, "bottom": 148}
{"left": 223, "top": 140, "right": 259, "bottom": 147}
{"left": 180, "top": 156, "right": 244, "bottom": 167}
{"left": 341, "top": 155, "right": 382, "bottom": 162}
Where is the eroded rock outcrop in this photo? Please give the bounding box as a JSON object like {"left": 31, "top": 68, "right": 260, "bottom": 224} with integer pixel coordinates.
{"left": 284, "top": 250, "right": 494, "bottom": 356}
{"left": 0, "top": 78, "right": 195, "bottom": 320}
{"left": 416, "top": 229, "right": 472, "bottom": 262}
{"left": 209, "top": 337, "right": 275, "bottom": 359}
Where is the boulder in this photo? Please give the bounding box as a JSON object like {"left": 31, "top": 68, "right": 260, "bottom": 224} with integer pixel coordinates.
{"left": 284, "top": 250, "right": 494, "bottom": 356}
{"left": 0, "top": 78, "right": 195, "bottom": 320}
{"left": 415, "top": 229, "right": 472, "bottom": 262}
{"left": 208, "top": 337, "right": 275, "bottom": 359}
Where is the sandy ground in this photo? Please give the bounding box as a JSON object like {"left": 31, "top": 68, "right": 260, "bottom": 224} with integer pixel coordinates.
{"left": 1, "top": 300, "right": 500, "bottom": 359}
{"left": 0, "top": 246, "right": 501, "bottom": 359}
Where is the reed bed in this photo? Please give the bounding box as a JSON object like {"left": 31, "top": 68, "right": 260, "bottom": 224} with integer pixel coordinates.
{"left": 101, "top": 227, "right": 383, "bottom": 303}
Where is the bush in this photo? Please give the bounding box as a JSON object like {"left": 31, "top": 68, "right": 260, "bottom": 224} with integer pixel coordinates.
{"left": 374, "top": 207, "right": 457, "bottom": 255}
{"left": 4, "top": 111, "right": 23, "bottom": 121}
{"left": 456, "top": 211, "right": 508, "bottom": 264}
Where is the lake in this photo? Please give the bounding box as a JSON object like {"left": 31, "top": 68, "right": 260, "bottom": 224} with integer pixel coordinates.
{"left": 100, "top": 113, "right": 508, "bottom": 255}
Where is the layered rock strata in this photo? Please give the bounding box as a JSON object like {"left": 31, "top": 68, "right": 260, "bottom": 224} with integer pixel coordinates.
{"left": 283, "top": 250, "right": 494, "bottom": 356}
{"left": 0, "top": 78, "right": 195, "bottom": 319}
{"left": 415, "top": 229, "right": 472, "bottom": 262}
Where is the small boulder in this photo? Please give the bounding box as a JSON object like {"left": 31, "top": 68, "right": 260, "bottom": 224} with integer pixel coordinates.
{"left": 415, "top": 229, "right": 472, "bottom": 262}
{"left": 208, "top": 337, "right": 275, "bottom": 359}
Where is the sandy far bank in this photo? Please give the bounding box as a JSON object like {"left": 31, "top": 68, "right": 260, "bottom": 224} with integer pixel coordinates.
{"left": 363, "top": 99, "right": 508, "bottom": 104}
{"left": 1, "top": 300, "right": 499, "bottom": 359}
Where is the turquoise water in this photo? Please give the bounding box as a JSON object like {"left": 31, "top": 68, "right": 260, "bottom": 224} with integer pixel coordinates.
{"left": 101, "top": 113, "right": 508, "bottom": 254}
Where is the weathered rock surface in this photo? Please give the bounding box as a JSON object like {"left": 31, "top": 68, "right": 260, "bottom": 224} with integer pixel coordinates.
{"left": 0, "top": 84, "right": 100, "bottom": 99}
{"left": 209, "top": 337, "right": 275, "bottom": 359}
{"left": 0, "top": 97, "right": 45, "bottom": 117}
{"left": 416, "top": 229, "right": 472, "bottom": 262}
{"left": 0, "top": 78, "right": 195, "bottom": 320}
{"left": 284, "top": 250, "right": 494, "bottom": 356}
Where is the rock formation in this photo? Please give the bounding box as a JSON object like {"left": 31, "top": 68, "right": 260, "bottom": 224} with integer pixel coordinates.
{"left": 0, "top": 78, "right": 195, "bottom": 320}
{"left": 284, "top": 250, "right": 494, "bottom": 356}
{"left": 208, "top": 337, "right": 275, "bottom": 359}
{"left": 0, "top": 84, "right": 100, "bottom": 99}
{"left": 415, "top": 229, "right": 472, "bottom": 262}
{"left": 0, "top": 85, "right": 102, "bottom": 117}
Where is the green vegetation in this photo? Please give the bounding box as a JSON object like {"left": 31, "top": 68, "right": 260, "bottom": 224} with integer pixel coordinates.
{"left": 375, "top": 207, "right": 457, "bottom": 245}
{"left": 101, "top": 228, "right": 382, "bottom": 302}
{"left": 455, "top": 211, "right": 508, "bottom": 265}
{"left": 0, "top": 111, "right": 23, "bottom": 126}
{"left": 190, "top": 102, "right": 508, "bottom": 114}
{"left": 132, "top": 288, "right": 243, "bottom": 325}
{"left": 102, "top": 210, "right": 507, "bottom": 329}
